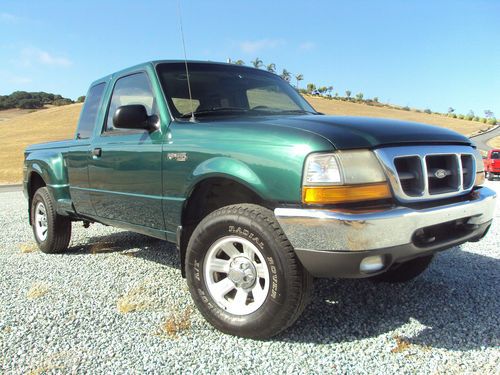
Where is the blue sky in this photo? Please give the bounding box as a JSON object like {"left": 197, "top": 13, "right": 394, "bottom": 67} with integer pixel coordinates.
{"left": 1, "top": 0, "right": 499, "bottom": 116}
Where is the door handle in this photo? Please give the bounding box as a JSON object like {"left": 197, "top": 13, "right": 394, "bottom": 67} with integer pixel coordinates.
{"left": 92, "top": 148, "right": 102, "bottom": 157}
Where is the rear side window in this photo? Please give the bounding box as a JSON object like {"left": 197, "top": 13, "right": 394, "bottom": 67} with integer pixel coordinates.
{"left": 76, "top": 83, "right": 106, "bottom": 139}
{"left": 491, "top": 152, "right": 500, "bottom": 159}
{"left": 104, "top": 72, "right": 156, "bottom": 133}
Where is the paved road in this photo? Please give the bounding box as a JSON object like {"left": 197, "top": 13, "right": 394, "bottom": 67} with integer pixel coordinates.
{"left": 470, "top": 125, "right": 500, "bottom": 152}
{"left": 0, "top": 184, "right": 22, "bottom": 193}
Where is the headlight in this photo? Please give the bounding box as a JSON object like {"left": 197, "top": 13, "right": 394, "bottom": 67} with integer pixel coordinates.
{"left": 473, "top": 149, "right": 485, "bottom": 186}
{"left": 302, "top": 150, "right": 391, "bottom": 204}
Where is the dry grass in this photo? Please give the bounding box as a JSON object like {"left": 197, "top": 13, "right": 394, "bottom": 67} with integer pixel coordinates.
{"left": 26, "top": 282, "right": 50, "bottom": 299}
{"left": 0, "top": 103, "right": 82, "bottom": 183}
{"left": 156, "top": 307, "right": 193, "bottom": 338}
{"left": 0, "top": 108, "right": 36, "bottom": 122}
{"left": 305, "top": 95, "right": 490, "bottom": 137}
{"left": 391, "top": 335, "right": 412, "bottom": 353}
{"left": 487, "top": 136, "right": 500, "bottom": 148}
{"left": 89, "top": 241, "right": 119, "bottom": 255}
{"left": 116, "top": 280, "right": 154, "bottom": 314}
{"left": 19, "top": 242, "right": 38, "bottom": 253}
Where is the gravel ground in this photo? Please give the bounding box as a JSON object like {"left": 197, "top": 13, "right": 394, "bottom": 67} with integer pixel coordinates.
{"left": 1, "top": 183, "right": 499, "bottom": 374}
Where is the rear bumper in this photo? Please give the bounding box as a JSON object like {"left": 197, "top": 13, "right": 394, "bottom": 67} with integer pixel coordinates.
{"left": 274, "top": 187, "right": 496, "bottom": 278}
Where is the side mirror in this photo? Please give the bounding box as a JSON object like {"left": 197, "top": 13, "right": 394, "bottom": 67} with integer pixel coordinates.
{"left": 113, "top": 105, "right": 158, "bottom": 131}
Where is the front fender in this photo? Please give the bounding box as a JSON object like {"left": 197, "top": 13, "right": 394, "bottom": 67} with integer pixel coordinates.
{"left": 188, "top": 157, "right": 269, "bottom": 198}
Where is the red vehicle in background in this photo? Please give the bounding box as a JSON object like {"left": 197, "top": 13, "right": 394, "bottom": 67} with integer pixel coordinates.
{"left": 483, "top": 149, "right": 500, "bottom": 180}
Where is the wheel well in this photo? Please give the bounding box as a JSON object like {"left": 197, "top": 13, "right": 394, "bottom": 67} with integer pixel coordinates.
{"left": 28, "top": 172, "right": 46, "bottom": 223}
{"left": 179, "top": 178, "right": 272, "bottom": 277}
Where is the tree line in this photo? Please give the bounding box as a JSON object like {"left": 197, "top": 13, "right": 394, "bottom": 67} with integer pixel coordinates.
{"left": 228, "top": 57, "right": 497, "bottom": 126}
{"left": 0, "top": 91, "right": 81, "bottom": 110}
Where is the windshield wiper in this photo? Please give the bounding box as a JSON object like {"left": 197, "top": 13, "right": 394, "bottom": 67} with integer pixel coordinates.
{"left": 179, "top": 107, "right": 248, "bottom": 119}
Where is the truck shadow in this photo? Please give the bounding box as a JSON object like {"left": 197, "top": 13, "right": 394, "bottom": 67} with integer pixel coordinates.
{"left": 66, "top": 231, "right": 499, "bottom": 351}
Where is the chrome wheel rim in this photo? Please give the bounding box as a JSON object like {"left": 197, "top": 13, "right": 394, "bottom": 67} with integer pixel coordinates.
{"left": 34, "top": 202, "right": 48, "bottom": 241}
{"left": 203, "top": 236, "right": 270, "bottom": 315}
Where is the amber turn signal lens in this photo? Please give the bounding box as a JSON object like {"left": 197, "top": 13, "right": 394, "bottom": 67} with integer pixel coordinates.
{"left": 302, "top": 182, "right": 392, "bottom": 204}
{"left": 474, "top": 172, "right": 485, "bottom": 186}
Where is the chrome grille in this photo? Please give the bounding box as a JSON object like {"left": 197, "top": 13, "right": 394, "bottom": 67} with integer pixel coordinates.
{"left": 374, "top": 145, "right": 477, "bottom": 203}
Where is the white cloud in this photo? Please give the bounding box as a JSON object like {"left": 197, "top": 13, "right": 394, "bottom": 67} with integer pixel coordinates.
{"left": 0, "top": 12, "right": 20, "bottom": 23}
{"left": 239, "top": 39, "right": 284, "bottom": 54}
{"left": 21, "top": 48, "right": 72, "bottom": 67}
{"left": 9, "top": 76, "right": 32, "bottom": 84}
{"left": 298, "top": 41, "right": 316, "bottom": 51}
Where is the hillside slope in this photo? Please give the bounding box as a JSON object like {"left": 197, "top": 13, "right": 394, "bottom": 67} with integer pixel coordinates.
{"left": 0, "top": 103, "right": 82, "bottom": 183}
{"left": 0, "top": 98, "right": 489, "bottom": 183}
{"left": 306, "top": 96, "right": 490, "bottom": 136}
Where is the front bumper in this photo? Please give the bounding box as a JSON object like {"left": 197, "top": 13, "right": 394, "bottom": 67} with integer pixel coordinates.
{"left": 274, "top": 187, "right": 496, "bottom": 278}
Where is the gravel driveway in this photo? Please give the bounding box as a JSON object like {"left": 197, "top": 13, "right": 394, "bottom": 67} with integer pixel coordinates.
{"left": 1, "top": 183, "right": 499, "bottom": 374}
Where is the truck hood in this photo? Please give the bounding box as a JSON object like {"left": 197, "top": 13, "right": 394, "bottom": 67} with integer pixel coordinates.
{"left": 258, "top": 115, "right": 472, "bottom": 150}
{"left": 200, "top": 115, "right": 472, "bottom": 150}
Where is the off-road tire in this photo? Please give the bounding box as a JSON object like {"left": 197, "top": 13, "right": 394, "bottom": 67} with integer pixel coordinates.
{"left": 372, "top": 254, "right": 434, "bottom": 283}
{"left": 186, "top": 204, "right": 313, "bottom": 339}
{"left": 31, "top": 187, "right": 71, "bottom": 253}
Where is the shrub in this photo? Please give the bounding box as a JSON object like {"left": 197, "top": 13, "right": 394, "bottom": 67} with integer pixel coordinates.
{"left": 458, "top": 114, "right": 465, "bottom": 119}
{"left": 77, "top": 96, "right": 86, "bottom": 103}
{"left": 481, "top": 118, "right": 487, "bottom": 123}
{"left": 487, "top": 117, "right": 497, "bottom": 125}
{"left": 424, "top": 109, "right": 431, "bottom": 114}
{"left": 18, "top": 98, "right": 43, "bottom": 109}
{"left": 465, "top": 115, "right": 474, "bottom": 121}
{"left": 473, "top": 116, "right": 480, "bottom": 121}
{"left": 402, "top": 106, "right": 410, "bottom": 111}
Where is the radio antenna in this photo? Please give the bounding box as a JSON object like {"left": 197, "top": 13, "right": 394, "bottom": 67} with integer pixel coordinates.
{"left": 177, "top": 0, "right": 195, "bottom": 122}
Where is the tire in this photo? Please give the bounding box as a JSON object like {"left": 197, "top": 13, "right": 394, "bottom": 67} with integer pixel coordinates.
{"left": 371, "top": 254, "right": 434, "bottom": 283}
{"left": 486, "top": 172, "right": 493, "bottom": 181}
{"left": 185, "top": 204, "right": 313, "bottom": 339}
{"left": 31, "top": 187, "right": 71, "bottom": 253}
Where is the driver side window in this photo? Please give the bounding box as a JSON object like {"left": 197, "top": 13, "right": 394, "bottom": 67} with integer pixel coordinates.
{"left": 104, "top": 72, "right": 156, "bottom": 133}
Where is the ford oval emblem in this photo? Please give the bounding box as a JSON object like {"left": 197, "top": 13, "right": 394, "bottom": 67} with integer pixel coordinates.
{"left": 434, "top": 169, "right": 447, "bottom": 179}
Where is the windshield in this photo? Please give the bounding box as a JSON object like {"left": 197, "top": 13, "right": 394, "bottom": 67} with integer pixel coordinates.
{"left": 491, "top": 151, "right": 500, "bottom": 159}
{"left": 156, "top": 62, "right": 317, "bottom": 119}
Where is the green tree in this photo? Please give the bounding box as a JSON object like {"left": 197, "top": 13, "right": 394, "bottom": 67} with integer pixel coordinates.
{"left": 345, "top": 90, "right": 352, "bottom": 99}
{"left": 280, "top": 69, "right": 291, "bottom": 82}
{"left": 355, "top": 92, "right": 364, "bottom": 101}
{"left": 373, "top": 97, "right": 379, "bottom": 103}
{"left": 327, "top": 86, "right": 333, "bottom": 96}
{"left": 251, "top": 57, "right": 263, "bottom": 69}
{"left": 77, "top": 96, "right": 86, "bottom": 103}
{"left": 266, "top": 63, "right": 276, "bottom": 73}
{"left": 295, "top": 73, "right": 303, "bottom": 89}
{"left": 234, "top": 60, "right": 245, "bottom": 65}
{"left": 306, "top": 83, "right": 316, "bottom": 93}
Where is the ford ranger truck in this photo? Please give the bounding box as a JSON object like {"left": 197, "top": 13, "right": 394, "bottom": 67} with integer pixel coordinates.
{"left": 23, "top": 61, "right": 496, "bottom": 339}
{"left": 484, "top": 149, "right": 500, "bottom": 180}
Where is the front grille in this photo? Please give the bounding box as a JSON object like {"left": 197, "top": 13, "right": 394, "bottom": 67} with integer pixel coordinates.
{"left": 375, "top": 146, "right": 477, "bottom": 203}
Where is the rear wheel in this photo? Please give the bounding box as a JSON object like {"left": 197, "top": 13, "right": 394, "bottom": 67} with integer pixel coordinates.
{"left": 371, "top": 254, "right": 434, "bottom": 283}
{"left": 186, "top": 204, "right": 312, "bottom": 338}
{"left": 31, "top": 187, "right": 72, "bottom": 253}
{"left": 486, "top": 172, "right": 493, "bottom": 181}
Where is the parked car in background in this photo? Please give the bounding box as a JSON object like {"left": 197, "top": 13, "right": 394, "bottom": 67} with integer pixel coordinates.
{"left": 483, "top": 149, "right": 500, "bottom": 180}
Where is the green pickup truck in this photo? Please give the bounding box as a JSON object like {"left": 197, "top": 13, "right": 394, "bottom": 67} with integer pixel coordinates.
{"left": 24, "top": 61, "right": 496, "bottom": 338}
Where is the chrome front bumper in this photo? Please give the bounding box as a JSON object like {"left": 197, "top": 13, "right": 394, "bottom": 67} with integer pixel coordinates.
{"left": 274, "top": 187, "right": 496, "bottom": 278}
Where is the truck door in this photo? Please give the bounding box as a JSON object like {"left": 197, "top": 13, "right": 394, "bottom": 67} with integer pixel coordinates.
{"left": 88, "top": 72, "right": 164, "bottom": 230}
{"left": 66, "top": 82, "right": 106, "bottom": 216}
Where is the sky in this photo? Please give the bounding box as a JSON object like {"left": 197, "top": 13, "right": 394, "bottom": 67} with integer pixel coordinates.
{"left": 0, "top": 0, "right": 499, "bottom": 116}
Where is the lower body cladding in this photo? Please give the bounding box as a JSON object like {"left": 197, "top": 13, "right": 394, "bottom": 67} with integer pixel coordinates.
{"left": 274, "top": 187, "right": 496, "bottom": 278}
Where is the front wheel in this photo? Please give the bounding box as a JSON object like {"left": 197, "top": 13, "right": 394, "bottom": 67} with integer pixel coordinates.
{"left": 186, "top": 204, "right": 312, "bottom": 339}
{"left": 31, "top": 187, "right": 72, "bottom": 253}
{"left": 371, "top": 254, "right": 434, "bottom": 283}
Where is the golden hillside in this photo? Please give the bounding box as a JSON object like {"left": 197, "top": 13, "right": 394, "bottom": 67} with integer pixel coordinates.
{"left": 0, "top": 103, "right": 82, "bottom": 183}
{"left": 0, "top": 97, "right": 488, "bottom": 184}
